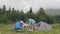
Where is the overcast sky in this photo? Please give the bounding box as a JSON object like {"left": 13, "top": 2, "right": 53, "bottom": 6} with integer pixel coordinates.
{"left": 0, "top": 0, "right": 60, "bottom": 12}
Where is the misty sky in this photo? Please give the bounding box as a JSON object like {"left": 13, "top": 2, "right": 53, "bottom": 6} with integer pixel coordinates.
{"left": 0, "top": 0, "right": 60, "bottom": 12}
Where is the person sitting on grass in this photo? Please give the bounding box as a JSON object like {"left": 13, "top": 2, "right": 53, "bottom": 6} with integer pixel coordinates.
{"left": 23, "top": 22, "right": 29, "bottom": 30}
{"left": 14, "top": 20, "right": 24, "bottom": 31}
{"left": 28, "top": 18, "right": 36, "bottom": 30}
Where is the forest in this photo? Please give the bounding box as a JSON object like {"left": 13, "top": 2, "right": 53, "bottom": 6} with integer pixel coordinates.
{"left": 0, "top": 5, "right": 60, "bottom": 24}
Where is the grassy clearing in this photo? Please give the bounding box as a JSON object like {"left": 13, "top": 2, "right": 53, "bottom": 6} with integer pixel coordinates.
{"left": 0, "top": 24, "right": 60, "bottom": 34}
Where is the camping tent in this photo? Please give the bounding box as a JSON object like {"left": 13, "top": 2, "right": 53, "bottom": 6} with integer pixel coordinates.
{"left": 14, "top": 21, "right": 23, "bottom": 30}
{"left": 37, "top": 22, "right": 52, "bottom": 30}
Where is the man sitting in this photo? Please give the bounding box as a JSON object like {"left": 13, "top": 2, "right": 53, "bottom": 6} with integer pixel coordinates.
{"left": 23, "top": 22, "right": 29, "bottom": 30}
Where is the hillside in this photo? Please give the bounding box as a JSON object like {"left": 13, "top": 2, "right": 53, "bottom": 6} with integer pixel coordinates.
{"left": 45, "top": 9, "right": 60, "bottom": 16}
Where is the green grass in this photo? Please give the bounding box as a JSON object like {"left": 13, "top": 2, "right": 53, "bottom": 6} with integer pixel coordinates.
{"left": 0, "top": 24, "right": 60, "bottom": 34}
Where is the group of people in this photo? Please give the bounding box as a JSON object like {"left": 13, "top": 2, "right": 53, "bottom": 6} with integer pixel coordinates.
{"left": 13, "top": 18, "right": 40, "bottom": 31}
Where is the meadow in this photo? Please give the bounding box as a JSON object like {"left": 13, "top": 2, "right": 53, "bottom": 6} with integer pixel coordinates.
{"left": 0, "top": 24, "right": 60, "bottom": 34}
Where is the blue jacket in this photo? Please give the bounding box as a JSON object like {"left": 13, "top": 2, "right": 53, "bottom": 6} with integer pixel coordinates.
{"left": 29, "top": 19, "right": 36, "bottom": 26}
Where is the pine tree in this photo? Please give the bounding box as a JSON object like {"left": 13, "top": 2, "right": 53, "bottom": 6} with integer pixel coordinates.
{"left": 0, "top": 8, "right": 1, "bottom": 15}
{"left": 29, "top": 7, "right": 33, "bottom": 13}
{"left": 1, "top": 5, "right": 6, "bottom": 15}
{"left": 19, "top": 9, "right": 25, "bottom": 20}
{"left": 37, "top": 7, "right": 47, "bottom": 22}
{"left": 3, "top": 5, "right": 6, "bottom": 11}
{"left": 12, "top": 8, "right": 15, "bottom": 11}
{"left": 25, "top": 7, "right": 35, "bottom": 21}
{"left": 9, "top": 7, "right": 11, "bottom": 12}
{"left": 38, "top": 8, "right": 45, "bottom": 15}
{"left": 0, "top": 8, "right": 1, "bottom": 12}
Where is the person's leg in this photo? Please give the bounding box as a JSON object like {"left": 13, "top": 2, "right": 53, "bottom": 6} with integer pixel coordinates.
{"left": 32, "top": 25, "right": 35, "bottom": 30}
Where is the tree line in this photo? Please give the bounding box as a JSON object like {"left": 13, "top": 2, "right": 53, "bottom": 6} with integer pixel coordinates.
{"left": 0, "top": 5, "right": 57, "bottom": 24}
